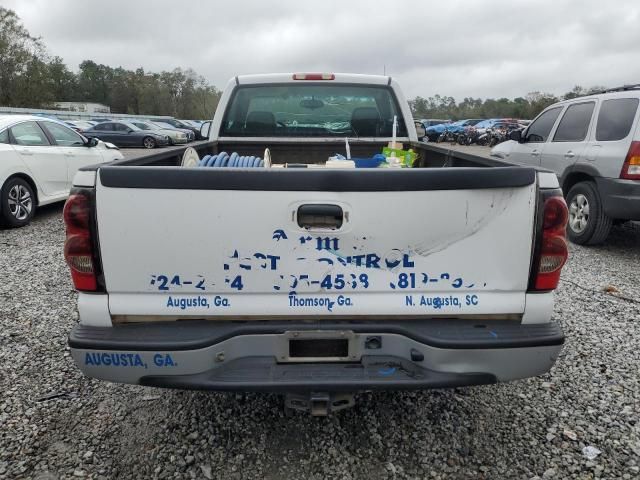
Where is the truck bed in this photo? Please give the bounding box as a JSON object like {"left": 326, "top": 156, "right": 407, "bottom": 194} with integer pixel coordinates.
{"left": 97, "top": 140, "right": 512, "bottom": 169}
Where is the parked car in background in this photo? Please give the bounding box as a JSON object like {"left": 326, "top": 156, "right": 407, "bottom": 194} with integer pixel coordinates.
{"left": 491, "top": 85, "right": 640, "bottom": 244}
{"left": 419, "top": 118, "right": 450, "bottom": 127}
{"left": 0, "top": 115, "right": 123, "bottom": 227}
{"left": 159, "top": 118, "right": 203, "bottom": 139}
{"left": 84, "top": 121, "right": 170, "bottom": 149}
{"left": 65, "top": 120, "right": 96, "bottom": 133}
{"left": 425, "top": 119, "right": 483, "bottom": 141}
{"left": 487, "top": 122, "right": 522, "bottom": 147}
{"left": 152, "top": 121, "right": 196, "bottom": 142}
{"left": 180, "top": 119, "right": 203, "bottom": 129}
{"left": 487, "top": 120, "right": 521, "bottom": 132}
{"left": 472, "top": 118, "right": 503, "bottom": 132}
{"left": 130, "top": 121, "right": 189, "bottom": 145}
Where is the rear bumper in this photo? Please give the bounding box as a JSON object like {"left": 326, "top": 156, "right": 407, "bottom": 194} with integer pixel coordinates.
{"left": 596, "top": 177, "right": 640, "bottom": 220}
{"left": 69, "top": 319, "right": 564, "bottom": 392}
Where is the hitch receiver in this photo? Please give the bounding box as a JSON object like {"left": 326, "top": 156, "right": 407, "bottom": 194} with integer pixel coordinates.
{"left": 285, "top": 392, "right": 355, "bottom": 416}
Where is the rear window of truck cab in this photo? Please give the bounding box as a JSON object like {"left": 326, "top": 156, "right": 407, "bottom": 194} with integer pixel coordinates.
{"left": 220, "top": 84, "right": 408, "bottom": 138}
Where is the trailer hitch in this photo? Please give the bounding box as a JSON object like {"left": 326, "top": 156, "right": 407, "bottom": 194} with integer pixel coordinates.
{"left": 284, "top": 392, "right": 355, "bottom": 416}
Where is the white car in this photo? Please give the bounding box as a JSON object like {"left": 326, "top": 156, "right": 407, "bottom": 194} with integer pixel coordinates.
{"left": 0, "top": 115, "right": 124, "bottom": 227}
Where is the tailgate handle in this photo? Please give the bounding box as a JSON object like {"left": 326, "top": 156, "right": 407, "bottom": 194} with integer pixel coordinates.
{"left": 297, "top": 204, "right": 343, "bottom": 230}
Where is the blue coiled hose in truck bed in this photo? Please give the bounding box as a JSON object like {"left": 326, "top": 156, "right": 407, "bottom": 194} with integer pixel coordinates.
{"left": 199, "top": 151, "right": 264, "bottom": 168}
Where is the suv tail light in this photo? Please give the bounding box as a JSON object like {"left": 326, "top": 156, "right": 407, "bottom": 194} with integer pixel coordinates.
{"left": 63, "top": 192, "right": 99, "bottom": 291}
{"left": 533, "top": 195, "right": 569, "bottom": 291}
{"left": 621, "top": 141, "right": 640, "bottom": 180}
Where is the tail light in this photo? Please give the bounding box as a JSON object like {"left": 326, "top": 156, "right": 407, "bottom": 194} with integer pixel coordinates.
{"left": 63, "top": 192, "right": 99, "bottom": 291}
{"left": 292, "top": 73, "right": 335, "bottom": 80}
{"left": 620, "top": 141, "right": 640, "bottom": 180}
{"left": 533, "top": 195, "right": 569, "bottom": 291}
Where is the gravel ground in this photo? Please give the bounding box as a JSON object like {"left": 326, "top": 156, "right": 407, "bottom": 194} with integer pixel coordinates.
{"left": 1, "top": 205, "right": 639, "bottom": 480}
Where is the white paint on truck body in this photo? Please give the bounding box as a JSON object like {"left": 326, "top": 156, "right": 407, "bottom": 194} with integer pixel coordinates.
{"left": 96, "top": 180, "right": 536, "bottom": 319}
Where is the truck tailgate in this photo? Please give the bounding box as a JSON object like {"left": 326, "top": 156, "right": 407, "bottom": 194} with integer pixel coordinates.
{"left": 95, "top": 167, "right": 537, "bottom": 319}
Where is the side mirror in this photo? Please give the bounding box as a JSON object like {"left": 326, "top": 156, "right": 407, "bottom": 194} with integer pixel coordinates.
{"left": 200, "top": 121, "right": 211, "bottom": 139}
{"left": 509, "top": 129, "right": 523, "bottom": 143}
{"left": 127, "top": 128, "right": 134, "bottom": 133}
{"left": 85, "top": 137, "right": 99, "bottom": 147}
{"left": 414, "top": 121, "right": 426, "bottom": 140}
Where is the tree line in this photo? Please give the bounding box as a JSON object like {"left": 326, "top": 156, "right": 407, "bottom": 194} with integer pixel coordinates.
{"left": 0, "top": 7, "right": 221, "bottom": 119}
{"left": 409, "top": 85, "right": 606, "bottom": 121}
{"left": 0, "top": 6, "right": 609, "bottom": 121}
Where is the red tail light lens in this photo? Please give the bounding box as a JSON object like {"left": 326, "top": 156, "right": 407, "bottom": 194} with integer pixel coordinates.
{"left": 534, "top": 196, "right": 569, "bottom": 291}
{"left": 63, "top": 193, "right": 97, "bottom": 291}
{"left": 542, "top": 195, "right": 569, "bottom": 232}
{"left": 620, "top": 141, "right": 640, "bottom": 180}
{"left": 64, "top": 194, "right": 91, "bottom": 230}
{"left": 292, "top": 73, "right": 335, "bottom": 80}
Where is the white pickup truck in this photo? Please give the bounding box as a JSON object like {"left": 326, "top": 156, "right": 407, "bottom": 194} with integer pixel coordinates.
{"left": 65, "top": 73, "right": 569, "bottom": 415}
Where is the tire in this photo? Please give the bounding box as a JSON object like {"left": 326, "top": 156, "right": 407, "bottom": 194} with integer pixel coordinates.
{"left": 1, "top": 177, "right": 36, "bottom": 228}
{"left": 143, "top": 136, "right": 156, "bottom": 149}
{"left": 566, "top": 181, "right": 612, "bottom": 245}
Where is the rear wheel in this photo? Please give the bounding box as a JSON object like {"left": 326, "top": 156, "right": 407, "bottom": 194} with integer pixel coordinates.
{"left": 1, "top": 177, "right": 35, "bottom": 227}
{"left": 566, "top": 181, "right": 612, "bottom": 245}
{"left": 143, "top": 136, "right": 156, "bottom": 149}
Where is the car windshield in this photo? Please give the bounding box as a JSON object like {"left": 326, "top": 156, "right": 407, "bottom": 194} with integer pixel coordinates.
{"left": 221, "top": 84, "right": 408, "bottom": 137}
{"left": 161, "top": 120, "right": 180, "bottom": 127}
{"left": 133, "top": 122, "right": 153, "bottom": 130}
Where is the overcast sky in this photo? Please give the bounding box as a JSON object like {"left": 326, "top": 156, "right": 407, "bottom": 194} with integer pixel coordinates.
{"left": 4, "top": 0, "right": 640, "bottom": 99}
